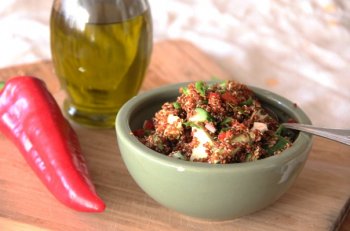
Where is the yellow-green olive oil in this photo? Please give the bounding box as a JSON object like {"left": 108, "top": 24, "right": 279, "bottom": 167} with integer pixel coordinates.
{"left": 50, "top": 9, "right": 152, "bottom": 127}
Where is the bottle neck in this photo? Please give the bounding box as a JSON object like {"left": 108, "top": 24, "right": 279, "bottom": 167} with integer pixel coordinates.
{"left": 55, "top": 0, "right": 149, "bottom": 24}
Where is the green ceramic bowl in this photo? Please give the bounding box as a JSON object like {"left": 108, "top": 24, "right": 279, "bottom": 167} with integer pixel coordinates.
{"left": 115, "top": 82, "right": 313, "bottom": 220}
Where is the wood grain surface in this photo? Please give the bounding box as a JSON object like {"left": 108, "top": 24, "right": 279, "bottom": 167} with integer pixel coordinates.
{"left": 0, "top": 40, "right": 349, "bottom": 231}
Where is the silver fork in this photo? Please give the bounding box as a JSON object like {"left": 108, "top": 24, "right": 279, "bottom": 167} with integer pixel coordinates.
{"left": 282, "top": 123, "right": 350, "bottom": 146}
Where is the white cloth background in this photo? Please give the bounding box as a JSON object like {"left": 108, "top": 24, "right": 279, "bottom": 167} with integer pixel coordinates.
{"left": 0, "top": 0, "right": 349, "bottom": 128}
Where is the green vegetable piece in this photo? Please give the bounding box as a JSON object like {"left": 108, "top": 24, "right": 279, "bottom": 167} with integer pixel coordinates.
{"left": 240, "top": 97, "right": 253, "bottom": 106}
{"left": 0, "top": 82, "right": 4, "bottom": 90}
{"left": 171, "top": 151, "right": 186, "bottom": 160}
{"left": 232, "top": 134, "right": 251, "bottom": 144}
{"left": 219, "top": 81, "right": 227, "bottom": 88}
{"left": 267, "top": 135, "right": 289, "bottom": 155}
{"left": 245, "top": 153, "right": 252, "bottom": 161}
{"left": 220, "top": 117, "right": 232, "bottom": 126}
{"left": 189, "top": 108, "right": 211, "bottom": 123}
{"left": 275, "top": 125, "right": 285, "bottom": 136}
{"left": 230, "top": 147, "right": 240, "bottom": 157}
{"left": 195, "top": 81, "right": 206, "bottom": 97}
{"left": 182, "top": 87, "right": 189, "bottom": 95}
{"left": 173, "top": 102, "right": 181, "bottom": 109}
{"left": 183, "top": 121, "right": 200, "bottom": 128}
{"left": 152, "top": 134, "right": 164, "bottom": 151}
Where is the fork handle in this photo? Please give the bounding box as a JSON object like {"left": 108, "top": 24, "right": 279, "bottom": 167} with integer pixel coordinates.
{"left": 282, "top": 123, "right": 350, "bottom": 146}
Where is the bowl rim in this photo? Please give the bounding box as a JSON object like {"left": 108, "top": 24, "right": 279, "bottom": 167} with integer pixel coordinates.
{"left": 116, "top": 81, "right": 313, "bottom": 171}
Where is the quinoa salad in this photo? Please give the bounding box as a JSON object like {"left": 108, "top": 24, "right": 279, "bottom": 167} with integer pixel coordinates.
{"left": 133, "top": 81, "right": 295, "bottom": 164}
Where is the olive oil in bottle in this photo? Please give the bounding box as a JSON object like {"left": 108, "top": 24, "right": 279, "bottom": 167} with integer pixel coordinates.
{"left": 50, "top": 0, "right": 153, "bottom": 128}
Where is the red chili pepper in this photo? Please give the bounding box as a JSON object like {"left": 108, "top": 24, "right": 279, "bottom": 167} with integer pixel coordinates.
{"left": 143, "top": 119, "right": 154, "bottom": 130}
{"left": 132, "top": 128, "right": 145, "bottom": 137}
{"left": 208, "top": 92, "right": 220, "bottom": 104}
{"left": 0, "top": 76, "right": 105, "bottom": 212}
{"left": 218, "top": 130, "right": 233, "bottom": 141}
{"left": 221, "top": 91, "right": 238, "bottom": 104}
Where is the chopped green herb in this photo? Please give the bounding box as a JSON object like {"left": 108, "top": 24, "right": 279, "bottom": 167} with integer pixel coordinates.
{"left": 275, "top": 125, "right": 284, "bottom": 136}
{"left": 182, "top": 87, "right": 189, "bottom": 95}
{"left": 173, "top": 102, "right": 181, "bottom": 109}
{"left": 267, "top": 135, "right": 289, "bottom": 155}
{"left": 183, "top": 121, "right": 200, "bottom": 128}
{"left": 219, "top": 81, "right": 227, "bottom": 88}
{"left": 195, "top": 81, "right": 206, "bottom": 97}
{"left": 240, "top": 97, "right": 253, "bottom": 106}
{"left": 220, "top": 117, "right": 232, "bottom": 126}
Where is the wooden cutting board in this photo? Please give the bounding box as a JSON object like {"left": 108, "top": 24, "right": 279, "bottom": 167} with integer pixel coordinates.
{"left": 0, "top": 40, "right": 349, "bottom": 231}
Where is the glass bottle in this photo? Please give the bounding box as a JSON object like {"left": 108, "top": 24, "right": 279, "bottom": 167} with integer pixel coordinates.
{"left": 50, "top": 0, "right": 153, "bottom": 128}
